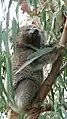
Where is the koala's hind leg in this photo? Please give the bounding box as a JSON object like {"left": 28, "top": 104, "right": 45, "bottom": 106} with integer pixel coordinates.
{"left": 14, "top": 79, "right": 37, "bottom": 113}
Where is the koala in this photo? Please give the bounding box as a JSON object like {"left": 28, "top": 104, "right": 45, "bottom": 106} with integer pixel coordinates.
{"left": 11, "top": 24, "right": 45, "bottom": 114}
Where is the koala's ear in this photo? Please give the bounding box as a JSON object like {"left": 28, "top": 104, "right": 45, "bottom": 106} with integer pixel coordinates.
{"left": 31, "top": 18, "right": 41, "bottom": 29}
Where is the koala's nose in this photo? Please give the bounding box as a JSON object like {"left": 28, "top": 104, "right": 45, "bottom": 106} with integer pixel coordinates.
{"left": 33, "top": 29, "right": 39, "bottom": 34}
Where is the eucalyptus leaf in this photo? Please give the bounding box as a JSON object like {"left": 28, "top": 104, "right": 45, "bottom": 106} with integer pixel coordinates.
{"left": 12, "top": 18, "right": 17, "bottom": 52}
{"left": 2, "top": 30, "right": 15, "bottom": 105}
{"left": 8, "top": 0, "right": 13, "bottom": 9}
{"left": 5, "top": 55, "right": 15, "bottom": 102}
{"left": 15, "top": 47, "right": 55, "bottom": 74}
{"left": 0, "top": 22, "right": 2, "bottom": 52}
{"left": 41, "top": 8, "right": 46, "bottom": 29}
{"left": 0, "top": 63, "right": 13, "bottom": 105}
{"left": 27, "top": 47, "right": 54, "bottom": 60}
{"left": 2, "top": 31, "right": 9, "bottom": 53}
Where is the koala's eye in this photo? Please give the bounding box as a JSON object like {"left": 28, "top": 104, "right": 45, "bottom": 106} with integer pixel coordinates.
{"left": 25, "top": 28, "right": 30, "bottom": 31}
{"left": 33, "top": 26, "right": 36, "bottom": 28}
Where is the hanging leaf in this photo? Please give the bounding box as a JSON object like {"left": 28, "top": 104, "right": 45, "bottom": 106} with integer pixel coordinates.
{"left": 0, "top": 22, "right": 2, "bottom": 52}
{"left": 2, "top": 31, "right": 9, "bottom": 53}
{"left": 15, "top": 46, "right": 55, "bottom": 74}
{"left": 12, "top": 18, "right": 17, "bottom": 52}
{"left": 2, "top": 30, "right": 15, "bottom": 105}
{"left": 40, "top": 7, "right": 46, "bottom": 29}
{"left": 0, "top": 55, "right": 13, "bottom": 105}
{"left": 8, "top": 0, "right": 12, "bottom": 9}
{"left": 5, "top": 55, "right": 15, "bottom": 102}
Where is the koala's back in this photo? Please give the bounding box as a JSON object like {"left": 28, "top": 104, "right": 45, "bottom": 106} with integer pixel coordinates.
{"left": 12, "top": 24, "right": 44, "bottom": 87}
{"left": 12, "top": 47, "right": 43, "bottom": 90}
{"left": 11, "top": 24, "right": 44, "bottom": 113}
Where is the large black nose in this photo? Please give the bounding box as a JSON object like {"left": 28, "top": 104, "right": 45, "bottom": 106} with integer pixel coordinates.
{"left": 33, "top": 29, "right": 39, "bottom": 34}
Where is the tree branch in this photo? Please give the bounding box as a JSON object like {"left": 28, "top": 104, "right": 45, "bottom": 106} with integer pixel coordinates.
{"left": 59, "top": 18, "right": 67, "bottom": 45}
{"left": 35, "top": 55, "right": 63, "bottom": 103}
{"left": 27, "top": 18, "right": 67, "bottom": 119}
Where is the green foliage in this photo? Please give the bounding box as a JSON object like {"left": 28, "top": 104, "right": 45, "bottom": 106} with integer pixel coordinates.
{"left": 40, "top": 0, "right": 67, "bottom": 43}
{"left": 0, "top": 0, "right": 18, "bottom": 112}
{"left": 0, "top": 96, "right": 7, "bottom": 112}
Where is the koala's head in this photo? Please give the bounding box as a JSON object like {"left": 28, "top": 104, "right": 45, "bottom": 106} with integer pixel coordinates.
{"left": 16, "top": 24, "right": 45, "bottom": 49}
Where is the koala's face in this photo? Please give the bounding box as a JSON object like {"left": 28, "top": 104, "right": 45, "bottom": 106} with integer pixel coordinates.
{"left": 19, "top": 25, "right": 45, "bottom": 49}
